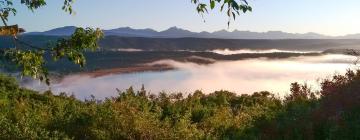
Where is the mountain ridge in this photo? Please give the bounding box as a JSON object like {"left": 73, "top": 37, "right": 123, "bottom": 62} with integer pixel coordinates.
{"left": 24, "top": 26, "right": 360, "bottom": 39}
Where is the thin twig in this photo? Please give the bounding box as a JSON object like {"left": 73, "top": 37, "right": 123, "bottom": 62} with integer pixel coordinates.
{"left": 0, "top": 13, "right": 8, "bottom": 26}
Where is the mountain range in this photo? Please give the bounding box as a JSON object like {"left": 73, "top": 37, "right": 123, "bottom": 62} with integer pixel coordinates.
{"left": 25, "top": 26, "right": 360, "bottom": 39}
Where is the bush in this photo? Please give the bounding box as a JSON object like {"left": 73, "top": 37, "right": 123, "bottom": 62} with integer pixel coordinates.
{"left": 1, "top": 70, "right": 360, "bottom": 139}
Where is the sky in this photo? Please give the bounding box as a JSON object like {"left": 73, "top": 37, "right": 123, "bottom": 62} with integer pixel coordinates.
{"left": 7, "top": 0, "right": 360, "bottom": 36}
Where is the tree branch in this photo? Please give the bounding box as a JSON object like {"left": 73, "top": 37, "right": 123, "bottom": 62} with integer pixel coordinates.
{"left": 0, "top": 13, "right": 8, "bottom": 26}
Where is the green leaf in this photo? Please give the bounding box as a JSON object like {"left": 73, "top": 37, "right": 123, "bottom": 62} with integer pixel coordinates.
{"left": 210, "top": 0, "right": 215, "bottom": 9}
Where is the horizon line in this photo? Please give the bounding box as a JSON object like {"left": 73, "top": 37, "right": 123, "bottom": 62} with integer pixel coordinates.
{"left": 27, "top": 25, "right": 360, "bottom": 37}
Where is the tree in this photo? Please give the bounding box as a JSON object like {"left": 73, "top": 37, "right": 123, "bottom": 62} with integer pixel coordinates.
{"left": 192, "top": 0, "right": 252, "bottom": 26}
{"left": 0, "top": 0, "right": 251, "bottom": 84}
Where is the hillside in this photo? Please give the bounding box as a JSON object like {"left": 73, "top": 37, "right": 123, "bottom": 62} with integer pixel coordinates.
{"left": 2, "top": 35, "right": 360, "bottom": 51}
{"left": 99, "top": 37, "right": 360, "bottom": 51}
{"left": 2, "top": 35, "right": 360, "bottom": 75}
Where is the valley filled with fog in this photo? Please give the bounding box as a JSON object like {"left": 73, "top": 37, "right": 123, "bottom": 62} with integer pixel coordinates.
{"left": 22, "top": 49, "right": 357, "bottom": 99}
{"left": 4, "top": 30, "right": 360, "bottom": 100}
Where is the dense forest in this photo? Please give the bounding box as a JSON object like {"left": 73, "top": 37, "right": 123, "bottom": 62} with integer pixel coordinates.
{"left": 1, "top": 69, "right": 360, "bottom": 139}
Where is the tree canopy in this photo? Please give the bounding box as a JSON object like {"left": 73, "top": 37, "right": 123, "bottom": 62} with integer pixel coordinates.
{"left": 1, "top": 69, "right": 360, "bottom": 139}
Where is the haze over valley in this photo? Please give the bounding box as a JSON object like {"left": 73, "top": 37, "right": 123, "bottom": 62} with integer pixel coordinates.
{"left": 22, "top": 54, "right": 356, "bottom": 99}
{"left": 2, "top": 26, "right": 359, "bottom": 99}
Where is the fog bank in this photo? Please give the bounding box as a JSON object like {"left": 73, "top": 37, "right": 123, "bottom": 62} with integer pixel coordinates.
{"left": 23, "top": 54, "right": 357, "bottom": 100}
{"left": 210, "top": 49, "right": 321, "bottom": 55}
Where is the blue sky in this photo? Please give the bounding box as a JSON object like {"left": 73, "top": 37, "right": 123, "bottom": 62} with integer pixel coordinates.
{"left": 7, "top": 0, "right": 360, "bottom": 36}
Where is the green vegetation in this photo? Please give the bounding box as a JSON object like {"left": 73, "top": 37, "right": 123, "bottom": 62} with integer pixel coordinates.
{"left": 1, "top": 69, "right": 360, "bottom": 139}
{"left": 1, "top": 0, "right": 103, "bottom": 84}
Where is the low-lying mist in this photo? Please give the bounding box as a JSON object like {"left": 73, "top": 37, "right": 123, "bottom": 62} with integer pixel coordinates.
{"left": 111, "top": 48, "right": 321, "bottom": 55}
{"left": 23, "top": 54, "right": 357, "bottom": 100}
{"left": 209, "top": 49, "right": 321, "bottom": 55}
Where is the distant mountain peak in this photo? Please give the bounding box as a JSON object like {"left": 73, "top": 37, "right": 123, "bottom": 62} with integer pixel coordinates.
{"left": 213, "top": 29, "right": 229, "bottom": 33}
{"left": 164, "top": 26, "right": 188, "bottom": 32}
{"left": 25, "top": 26, "right": 78, "bottom": 36}
{"left": 200, "top": 31, "right": 210, "bottom": 34}
{"left": 46, "top": 26, "right": 77, "bottom": 32}
{"left": 159, "top": 26, "right": 194, "bottom": 37}
{"left": 170, "top": 26, "right": 178, "bottom": 28}
{"left": 58, "top": 26, "right": 77, "bottom": 29}
{"left": 267, "top": 31, "right": 286, "bottom": 33}
{"left": 23, "top": 26, "right": 360, "bottom": 39}
{"left": 104, "top": 27, "right": 157, "bottom": 37}
{"left": 115, "top": 27, "right": 132, "bottom": 30}
{"left": 304, "top": 32, "right": 324, "bottom": 36}
{"left": 169, "top": 26, "right": 180, "bottom": 29}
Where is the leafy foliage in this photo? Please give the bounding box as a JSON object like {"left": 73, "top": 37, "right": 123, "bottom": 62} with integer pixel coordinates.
{"left": 51, "top": 28, "right": 103, "bottom": 67}
{"left": 5, "top": 49, "right": 48, "bottom": 83}
{"left": 1, "top": 28, "right": 103, "bottom": 85}
{"left": 1, "top": 70, "right": 360, "bottom": 139}
{"left": 0, "top": 0, "right": 102, "bottom": 85}
{"left": 192, "top": 0, "right": 252, "bottom": 26}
